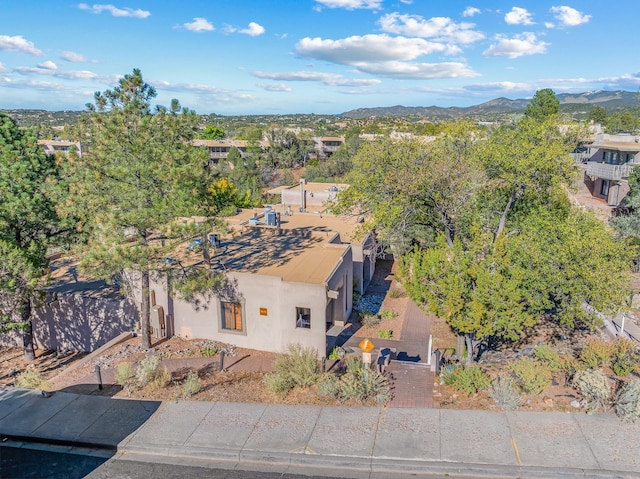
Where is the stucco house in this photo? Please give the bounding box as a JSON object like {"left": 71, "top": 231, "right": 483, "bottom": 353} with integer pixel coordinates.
{"left": 582, "top": 133, "right": 640, "bottom": 207}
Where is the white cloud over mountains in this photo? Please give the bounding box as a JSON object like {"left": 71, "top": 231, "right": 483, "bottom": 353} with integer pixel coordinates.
{"left": 253, "top": 70, "right": 381, "bottom": 87}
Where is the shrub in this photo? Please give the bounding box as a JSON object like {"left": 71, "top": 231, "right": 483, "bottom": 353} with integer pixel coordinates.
{"left": 150, "top": 366, "right": 171, "bottom": 390}
{"left": 388, "top": 288, "right": 406, "bottom": 298}
{"left": 533, "top": 345, "right": 563, "bottom": 372}
{"left": 380, "top": 310, "right": 398, "bottom": 319}
{"left": 611, "top": 339, "right": 639, "bottom": 377}
{"left": 510, "top": 358, "right": 552, "bottom": 394}
{"left": 200, "top": 346, "right": 218, "bottom": 357}
{"left": 360, "top": 314, "right": 380, "bottom": 327}
{"left": 264, "top": 344, "right": 320, "bottom": 396}
{"left": 135, "top": 355, "right": 162, "bottom": 388}
{"left": 327, "top": 347, "right": 345, "bottom": 360}
{"left": 579, "top": 338, "right": 613, "bottom": 369}
{"left": 182, "top": 371, "right": 201, "bottom": 398}
{"left": 319, "top": 357, "right": 391, "bottom": 405}
{"left": 450, "top": 365, "right": 491, "bottom": 396}
{"left": 114, "top": 362, "right": 135, "bottom": 395}
{"left": 490, "top": 376, "right": 521, "bottom": 411}
{"left": 440, "top": 363, "right": 460, "bottom": 386}
{"left": 615, "top": 379, "right": 640, "bottom": 423}
{"left": 14, "top": 369, "right": 52, "bottom": 391}
{"left": 572, "top": 369, "right": 611, "bottom": 414}
{"left": 377, "top": 329, "right": 393, "bottom": 339}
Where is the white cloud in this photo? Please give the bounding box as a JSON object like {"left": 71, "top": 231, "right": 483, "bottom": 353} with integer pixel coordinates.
{"left": 77, "top": 3, "right": 150, "bottom": 18}
{"left": 61, "top": 51, "right": 94, "bottom": 63}
{"left": 240, "top": 22, "right": 265, "bottom": 36}
{"left": 400, "top": 0, "right": 413, "bottom": 4}
{"left": 181, "top": 17, "right": 214, "bottom": 32}
{"left": 0, "top": 35, "right": 43, "bottom": 55}
{"left": 550, "top": 6, "right": 591, "bottom": 27}
{"left": 505, "top": 7, "right": 534, "bottom": 25}
{"left": 152, "top": 80, "right": 256, "bottom": 103}
{"left": 314, "top": 0, "right": 382, "bottom": 9}
{"left": 296, "top": 34, "right": 452, "bottom": 65}
{"left": 465, "top": 81, "right": 532, "bottom": 92}
{"left": 257, "top": 83, "right": 292, "bottom": 92}
{"left": 462, "top": 7, "right": 481, "bottom": 17}
{"left": 379, "top": 13, "right": 484, "bottom": 44}
{"left": 354, "top": 61, "right": 479, "bottom": 79}
{"left": 483, "top": 32, "right": 549, "bottom": 59}
{"left": 252, "top": 70, "right": 381, "bottom": 87}
{"left": 0, "top": 63, "right": 6, "bottom": 73}
{"left": 37, "top": 61, "right": 58, "bottom": 70}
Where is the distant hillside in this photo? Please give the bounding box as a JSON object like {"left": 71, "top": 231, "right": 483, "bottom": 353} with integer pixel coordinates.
{"left": 340, "top": 90, "right": 639, "bottom": 119}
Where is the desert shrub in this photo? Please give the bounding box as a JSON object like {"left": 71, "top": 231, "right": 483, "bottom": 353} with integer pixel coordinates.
{"left": 579, "top": 338, "right": 613, "bottom": 369}
{"left": 150, "top": 366, "right": 171, "bottom": 390}
{"left": 380, "top": 310, "right": 398, "bottom": 319}
{"left": 377, "top": 329, "right": 393, "bottom": 339}
{"left": 450, "top": 365, "right": 491, "bottom": 396}
{"left": 114, "top": 362, "right": 135, "bottom": 394}
{"left": 135, "top": 355, "right": 162, "bottom": 387}
{"left": 327, "top": 347, "right": 345, "bottom": 360}
{"left": 572, "top": 369, "right": 611, "bottom": 414}
{"left": 510, "top": 358, "right": 552, "bottom": 394}
{"left": 182, "top": 371, "right": 202, "bottom": 397}
{"left": 264, "top": 344, "right": 320, "bottom": 396}
{"left": 319, "top": 357, "right": 391, "bottom": 405}
{"left": 611, "top": 339, "right": 639, "bottom": 377}
{"left": 533, "top": 345, "right": 563, "bottom": 372}
{"left": 14, "top": 369, "right": 52, "bottom": 391}
{"left": 388, "top": 288, "right": 406, "bottom": 298}
{"left": 200, "top": 346, "right": 218, "bottom": 357}
{"left": 490, "top": 375, "right": 521, "bottom": 411}
{"left": 360, "top": 314, "right": 380, "bottom": 327}
{"left": 440, "top": 363, "right": 460, "bottom": 386}
{"left": 615, "top": 379, "right": 640, "bottom": 423}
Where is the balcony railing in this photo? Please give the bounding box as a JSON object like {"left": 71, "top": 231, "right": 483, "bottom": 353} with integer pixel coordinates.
{"left": 585, "top": 161, "right": 635, "bottom": 181}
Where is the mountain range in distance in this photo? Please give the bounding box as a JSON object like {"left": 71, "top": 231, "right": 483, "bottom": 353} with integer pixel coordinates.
{"left": 3, "top": 90, "right": 638, "bottom": 126}
{"left": 340, "top": 90, "right": 639, "bottom": 119}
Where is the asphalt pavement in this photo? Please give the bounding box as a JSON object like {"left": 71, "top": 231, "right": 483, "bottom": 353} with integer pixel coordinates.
{"left": 1, "top": 387, "right": 639, "bottom": 479}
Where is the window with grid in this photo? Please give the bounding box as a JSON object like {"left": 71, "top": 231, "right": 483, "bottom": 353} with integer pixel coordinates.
{"left": 221, "top": 301, "right": 243, "bottom": 331}
{"left": 296, "top": 307, "right": 311, "bottom": 328}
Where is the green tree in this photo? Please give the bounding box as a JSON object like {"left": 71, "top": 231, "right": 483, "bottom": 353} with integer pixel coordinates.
{"left": 202, "top": 125, "right": 225, "bottom": 140}
{"left": 523, "top": 88, "right": 560, "bottom": 120}
{"left": 587, "top": 105, "right": 608, "bottom": 125}
{"left": 64, "top": 69, "right": 210, "bottom": 349}
{"left": 0, "top": 113, "right": 62, "bottom": 359}
{"left": 606, "top": 111, "right": 640, "bottom": 134}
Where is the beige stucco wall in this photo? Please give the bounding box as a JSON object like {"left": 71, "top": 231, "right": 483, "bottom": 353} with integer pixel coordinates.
{"left": 149, "top": 245, "right": 352, "bottom": 355}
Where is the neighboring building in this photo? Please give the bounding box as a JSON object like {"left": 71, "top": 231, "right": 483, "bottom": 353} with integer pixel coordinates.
{"left": 192, "top": 139, "right": 249, "bottom": 165}
{"left": 582, "top": 134, "right": 640, "bottom": 206}
{"left": 38, "top": 139, "right": 82, "bottom": 157}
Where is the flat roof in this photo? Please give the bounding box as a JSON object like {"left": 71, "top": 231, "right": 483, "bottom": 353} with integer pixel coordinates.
{"left": 591, "top": 142, "right": 640, "bottom": 152}
{"left": 46, "top": 258, "right": 122, "bottom": 298}
{"left": 268, "top": 181, "right": 349, "bottom": 195}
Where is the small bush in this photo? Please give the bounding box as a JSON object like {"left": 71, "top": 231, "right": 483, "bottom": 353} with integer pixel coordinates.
{"left": 380, "top": 310, "right": 398, "bottom": 319}
{"left": 572, "top": 369, "right": 611, "bottom": 414}
{"left": 450, "top": 365, "right": 491, "bottom": 396}
{"left": 135, "top": 355, "right": 162, "bottom": 388}
{"left": 360, "top": 314, "right": 380, "bottom": 327}
{"left": 615, "top": 379, "right": 640, "bottom": 423}
{"left": 182, "top": 371, "right": 201, "bottom": 398}
{"left": 510, "top": 358, "right": 552, "bottom": 394}
{"left": 579, "top": 338, "right": 613, "bottom": 369}
{"left": 388, "top": 288, "right": 406, "bottom": 298}
{"left": 14, "top": 369, "right": 52, "bottom": 391}
{"left": 114, "top": 362, "right": 135, "bottom": 394}
{"left": 327, "top": 347, "right": 345, "bottom": 360}
{"left": 150, "top": 366, "right": 171, "bottom": 390}
{"left": 611, "top": 339, "right": 639, "bottom": 377}
{"left": 200, "top": 346, "right": 218, "bottom": 357}
{"left": 490, "top": 376, "right": 521, "bottom": 411}
{"left": 377, "top": 329, "right": 393, "bottom": 339}
{"left": 264, "top": 344, "right": 320, "bottom": 396}
{"left": 533, "top": 345, "right": 563, "bottom": 372}
{"left": 440, "top": 363, "right": 460, "bottom": 386}
{"left": 319, "top": 357, "right": 391, "bottom": 405}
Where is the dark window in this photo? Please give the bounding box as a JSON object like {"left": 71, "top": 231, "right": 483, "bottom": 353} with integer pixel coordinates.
{"left": 296, "top": 307, "right": 311, "bottom": 329}
{"left": 601, "top": 179, "right": 610, "bottom": 197}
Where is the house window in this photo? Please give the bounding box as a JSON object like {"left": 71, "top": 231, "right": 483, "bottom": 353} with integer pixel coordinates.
{"left": 296, "top": 307, "right": 311, "bottom": 329}
{"left": 221, "top": 301, "right": 243, "bottom": 332}
{"left": 601, "top": 179, "right": 610, "bottom": 197}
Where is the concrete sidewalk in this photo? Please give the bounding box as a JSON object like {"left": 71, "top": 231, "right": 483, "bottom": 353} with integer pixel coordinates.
{"left": 1, "top": 387, "right": 639, "bottom": 479}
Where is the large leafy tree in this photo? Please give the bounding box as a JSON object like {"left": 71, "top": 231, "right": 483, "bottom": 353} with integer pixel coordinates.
{"left": 64, "top": 69, "right": 210, "bottom": 349}
{"left": 0, "top": 113, "right": 62, "bottom": 359}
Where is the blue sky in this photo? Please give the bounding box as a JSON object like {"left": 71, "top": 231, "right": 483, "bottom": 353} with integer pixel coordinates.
{"left": 1, "top": 1, "right": 638, "bottom": 115}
